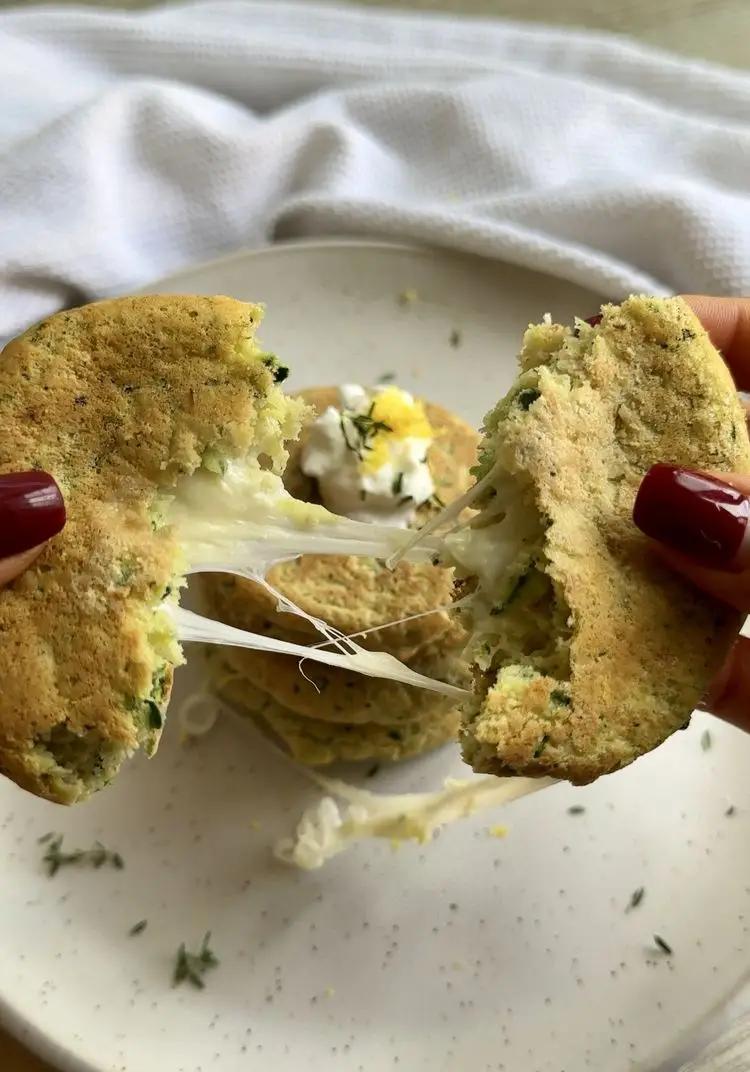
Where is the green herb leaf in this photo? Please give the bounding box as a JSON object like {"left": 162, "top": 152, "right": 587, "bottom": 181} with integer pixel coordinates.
{"left": 199, "top": 932, "right": 219, "bottom": 968}
{"left": 654, "top": 934, "right": 673, "bottom": 955}
{"left": 129, "top": 919, "right": 148, "bottom": 936}
{"left": 516, "top": 388, "right": 540, "bottom": 411}
{"left": 567, "top": 805, "right": 585, "bottom": 815}
{"left": 392, "top": 472, "right": 404, "bottom": 496}
{"left": 173, "top": 943, "right": 192, "bottom": 987}
{"left": 42, "top": 835, "right": 124, "bottom": 877}
{"left": 377, "top": 372, "right": 396, "bottom": 384}
{"left": 701, "top": 729, "right": 712, "bottom": 751}
{"left": 339, "top": 414, "right": 361, "bottom": 457}
{"left": 340, "top": 403, "right": 392, "bottom": 459}
{"left": 173, "top": 933, "right": 219, "bottom": 989}
{"left": 260, "top": 354, "right": 289, "bottom": 383}
{"left": 725, "top": 804, "right": 736, "bottom": 817}
{"left": 627, "top": 887, "right": 645, "bottom": 911}
{"left": 551, "top": 689, "right": 571, "bottom": 707}
{"left": 533, "top": 733, "right": 550, "bottom": 759}
{"left": 146, "top": 700, "right": 164, "bottom": 730}
{"left": 449, "top": 329, "right": 462, "bottom": 348}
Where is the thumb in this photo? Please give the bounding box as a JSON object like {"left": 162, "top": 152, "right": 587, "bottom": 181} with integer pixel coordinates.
{"left": 633, "top": 465, "right": 750, "bottom": 729}
{"left": 0, "top": 546, "right": 51, "bottom": 587}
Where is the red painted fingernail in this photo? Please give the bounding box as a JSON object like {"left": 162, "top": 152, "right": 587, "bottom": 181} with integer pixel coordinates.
{"left": 0, "top": 471, "right": 66, "bottom": 558}
{"left": 633, "top": 464, "right": 750, "bottom": 570}
{"left": 584, "top": 314, "right": 602, "bottom": 326}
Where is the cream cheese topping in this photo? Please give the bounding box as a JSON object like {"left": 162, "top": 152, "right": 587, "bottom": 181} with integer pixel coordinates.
{"left": 300, "top": 384, "right": 435, "bottom": 527}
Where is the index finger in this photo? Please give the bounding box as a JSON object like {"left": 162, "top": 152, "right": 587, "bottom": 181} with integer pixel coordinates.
{"left": 682, "top": 295, "right": 750, "bottom": 390}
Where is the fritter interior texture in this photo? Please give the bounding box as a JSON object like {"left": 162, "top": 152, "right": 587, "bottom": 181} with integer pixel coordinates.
{"left": 459, "top": 296, "right": 750, "bottom": 784}
{"left": 0, "top": 295, "right": 299, "bottom": 803}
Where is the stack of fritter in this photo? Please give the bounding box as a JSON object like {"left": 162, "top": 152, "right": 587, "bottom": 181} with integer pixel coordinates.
{"left": 204, "top": 387, "right": 478, "bottom": 765}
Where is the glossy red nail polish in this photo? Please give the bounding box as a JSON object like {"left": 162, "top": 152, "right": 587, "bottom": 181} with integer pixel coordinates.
{"left": 633, "top": 465, "right": 750, "bottom": 570}
{"left": 0, "top": 471, "right": 66, "bottom": 558}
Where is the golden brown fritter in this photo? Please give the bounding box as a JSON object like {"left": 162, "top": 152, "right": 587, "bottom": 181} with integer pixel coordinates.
{"left": 0, "top": 296, "right": 303, "bottom": 803}
{"left": 456, "top": 296, "right": 750, "bottom": 784}
{"left": 206, "top": 597, "right": 467, "bottom": 726}
{"left": 213, "top": 665, "right": 462, "bottom": 765}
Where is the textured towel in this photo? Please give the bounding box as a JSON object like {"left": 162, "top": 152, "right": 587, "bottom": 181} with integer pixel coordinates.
{"left": 1, "top": 0, "right": 750, "bottom": 341}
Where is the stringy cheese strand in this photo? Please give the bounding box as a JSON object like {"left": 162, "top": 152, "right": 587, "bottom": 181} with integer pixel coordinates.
{"left": 385, "top": 465, "right": 499, "bottom": 570}
{"left": 171, "top": 606, "right": 469, "bottom": 699}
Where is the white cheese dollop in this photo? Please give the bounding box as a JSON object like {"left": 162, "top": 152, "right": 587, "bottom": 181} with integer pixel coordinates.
{"left": 301, "top": 384, "right": 435, "bottom": 527}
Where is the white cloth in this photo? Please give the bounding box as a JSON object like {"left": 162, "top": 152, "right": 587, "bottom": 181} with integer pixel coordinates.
{"left": 2, "top": 0, "right": 750, "bottom": 342}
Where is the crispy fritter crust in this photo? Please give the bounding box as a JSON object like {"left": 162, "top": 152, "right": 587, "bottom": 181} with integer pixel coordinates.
{"left": 0, "top": 295, "right": 280, "bottom": 803}
{"left": 462, "top": 296, "right": 750, "bottom": 784}
{"left": 214, "top": 667, "right": 461, "bottom": 765}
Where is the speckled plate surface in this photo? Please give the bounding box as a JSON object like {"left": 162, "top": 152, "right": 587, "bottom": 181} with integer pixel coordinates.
{"left": 1, "top": 240, "right": 749, "bottom": 1072}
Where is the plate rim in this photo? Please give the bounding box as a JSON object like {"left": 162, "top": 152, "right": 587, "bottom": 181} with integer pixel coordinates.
{"left": 134, "top": 236, "right": 469, "bottom": 294}
{"left": 0, "top": 998, "right": 94, "bottom": 1072}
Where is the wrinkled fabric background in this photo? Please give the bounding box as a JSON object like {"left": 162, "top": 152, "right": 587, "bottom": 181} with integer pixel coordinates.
{"left": 1, "top": 0, "right": 750, "bottom": 340}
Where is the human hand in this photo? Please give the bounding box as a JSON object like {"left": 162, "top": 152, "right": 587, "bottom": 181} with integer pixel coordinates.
{"left": 633, "top": 296, "right": 750, "bottom": 730}
{"left": 0, "top": 472, "right": 66, "bottom": 587}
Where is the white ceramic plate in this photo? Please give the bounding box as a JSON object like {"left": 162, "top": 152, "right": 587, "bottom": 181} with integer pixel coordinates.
{"left": 2, "top": 241, "right": 749, "bottom": 1072}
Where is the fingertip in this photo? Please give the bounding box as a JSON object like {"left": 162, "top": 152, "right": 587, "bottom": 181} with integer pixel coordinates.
{"left": 633, "top": 466, "right": 750, "bottom": 574}
{"left": 0, "top": 544, "right": 46, "bottom": 588}
{"left": 681, "top": 294, "right": 750, "bottom": 388}
{"left": 0, "top": 471, "right": 66, "bottom": 560}
{"left": 701, "top": 636, "right": 750, "bottom": 733}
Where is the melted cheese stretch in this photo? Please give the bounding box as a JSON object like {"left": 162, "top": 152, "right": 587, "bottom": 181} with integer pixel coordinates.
{"left": 165, "top": 461, "right": 466, "bottom": 695}
{"left": 274, "top": 772, "right": 556, "bottom": 870}
{"left": 168, "top": 462, "right": 442, "bottom": 576}
{"left": 172, "top": 606, "right": 467, "bottom": 699}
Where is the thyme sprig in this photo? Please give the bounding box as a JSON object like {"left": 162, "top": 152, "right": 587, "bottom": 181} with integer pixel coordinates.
{"left": 173, "top": 932, "right": 220, "bottom": 989}
{"left": 42, "top": 834, "right": 124, "bottom": 877}
{"left": 653, "top": 934, "right": 673, "bottom": 955}
{"left": 626, "top": 887, "right": 645, "bottom": 911}
{"left": 340, "top": 402, "right": 392, "bottom": 460}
